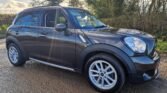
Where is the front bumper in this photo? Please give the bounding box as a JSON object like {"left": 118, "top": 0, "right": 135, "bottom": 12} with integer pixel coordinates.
{"left": 129, "top": 51, "right": 160, "bottom": 83}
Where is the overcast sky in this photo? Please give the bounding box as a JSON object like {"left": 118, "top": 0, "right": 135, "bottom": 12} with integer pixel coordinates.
{"left": 0, "top": 0, "right": 31, "bottom": 4}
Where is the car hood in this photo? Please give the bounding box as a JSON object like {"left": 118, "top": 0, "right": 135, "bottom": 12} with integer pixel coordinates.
{"left": 82, "top": 27, "right": 156, "bottom": 55}
{"left": 82, "top": 27, "right": 154, "bottom": 39}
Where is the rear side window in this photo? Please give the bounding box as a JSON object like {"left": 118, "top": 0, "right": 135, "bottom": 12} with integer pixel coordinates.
{"left": 15, "top": 12, "right": 41, "bottom": 26}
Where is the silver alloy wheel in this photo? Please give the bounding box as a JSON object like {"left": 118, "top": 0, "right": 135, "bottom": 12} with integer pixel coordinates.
{"left": 89, "top": 60, "right": 118, "bottom": 90}
{"left": 8, "top": 46, "right": 19, "bottom": 64}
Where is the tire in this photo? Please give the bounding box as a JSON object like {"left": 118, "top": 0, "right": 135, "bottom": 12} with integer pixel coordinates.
{"left": 7, "top": 43, "right": 26, "bottom": 66}
{"left": 85, "top": 54, "right": 125, "bottom": 93}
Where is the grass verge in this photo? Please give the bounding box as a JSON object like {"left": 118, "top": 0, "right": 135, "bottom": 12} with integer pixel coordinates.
{"left": 157, "top": 40, "right": 167, "bottom": 53}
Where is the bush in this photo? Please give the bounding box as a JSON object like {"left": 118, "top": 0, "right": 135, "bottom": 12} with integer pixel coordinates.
{"left": 0, "top": 14, "right": 14, "bottom": 38}
{"left": 0, "top": 14, "right": 15, "bottom": 26}
{"left": 157, "top": 40, "right": 167, "bottom": 53}
{"left": 0, "top": 24, "right": 9, "bottom": 34}
{"left": 101, "top": 14, "right": 167, "bottom": 41}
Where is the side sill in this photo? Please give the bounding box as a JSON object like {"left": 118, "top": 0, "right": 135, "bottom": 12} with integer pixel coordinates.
{"left": 30, "top": 58, "right": 75, "bottom": 72}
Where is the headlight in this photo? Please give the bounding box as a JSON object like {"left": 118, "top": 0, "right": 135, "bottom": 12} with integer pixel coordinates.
{"left": 124, "top": 37, "right": 146, "bottom": 53}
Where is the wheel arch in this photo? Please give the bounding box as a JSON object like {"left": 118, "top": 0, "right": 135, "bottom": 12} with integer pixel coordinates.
{"left": 6, "top": 36, "right": 19, "bottom": 48}
{"left": 76, "top": 44, "right": 136, "bottom": 75}
{"left": 6, "top": 36, "right": 29, "bottom": 60}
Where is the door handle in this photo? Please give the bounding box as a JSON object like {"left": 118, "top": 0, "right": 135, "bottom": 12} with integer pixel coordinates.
{"left": 39, "top": 32, "right": 48, "bottom": 37}
{"left": 41, "top": 32, "right": 48, "bottom": 35}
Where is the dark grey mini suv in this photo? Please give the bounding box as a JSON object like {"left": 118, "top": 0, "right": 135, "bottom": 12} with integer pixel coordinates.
{"left": 6, "top": 6, "right": 160, "bottom": 93}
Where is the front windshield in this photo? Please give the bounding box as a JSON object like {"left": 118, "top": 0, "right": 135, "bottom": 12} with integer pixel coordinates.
{"left": 67, "top": 8, "right": 106, "bottom": 29}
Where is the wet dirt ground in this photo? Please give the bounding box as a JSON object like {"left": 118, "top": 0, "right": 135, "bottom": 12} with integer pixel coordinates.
{"left": 0, "top": 39, "right": 167, "bottom": 93}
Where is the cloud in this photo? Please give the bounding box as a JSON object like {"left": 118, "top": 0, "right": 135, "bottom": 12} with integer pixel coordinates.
{"left": 0, "top": 0, "right": 30, "bottom": 14}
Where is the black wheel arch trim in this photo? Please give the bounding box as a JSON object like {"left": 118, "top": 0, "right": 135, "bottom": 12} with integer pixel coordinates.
{"left": 6, "top": 36, "right": 28, "bottom": 60}
{"left": 76, "top": 44, "right": 136, "bottom": 75}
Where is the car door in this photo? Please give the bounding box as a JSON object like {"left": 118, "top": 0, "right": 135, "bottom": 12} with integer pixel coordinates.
{"left": 33, "top": 10, "right": 56, "bottom": 61}
{"left": 14, "top": 12, "right": 42, "bottom": 58}
{"left": 39, "top": 9, "right": 76, "bottom": 67}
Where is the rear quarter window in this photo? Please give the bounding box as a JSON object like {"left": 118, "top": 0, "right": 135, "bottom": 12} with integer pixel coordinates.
{"left": 15, "top": 12, "right": 42, "bottom": 26}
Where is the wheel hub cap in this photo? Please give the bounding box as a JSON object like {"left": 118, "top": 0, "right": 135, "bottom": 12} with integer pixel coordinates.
{"left": 8, "top": 46, "right": 19, "bottom": 64}
{"left": 89, "top": 60, "right": 118, "bottom": 90}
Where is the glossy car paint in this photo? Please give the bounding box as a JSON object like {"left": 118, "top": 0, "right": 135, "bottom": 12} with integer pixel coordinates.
{"left": 6, "top": 6, "right": 160, "bottom": 83}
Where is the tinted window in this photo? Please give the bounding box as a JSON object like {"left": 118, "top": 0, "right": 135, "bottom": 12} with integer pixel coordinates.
{"left": 45, "top": 11, "right": 67, "bottom": 27}
{"left": 57, "top": 12, "right": 67, "bottom": 24}
{"left": 15, "top": 12, "right": 41, "bottom": 26}
{"left": 45, "top": 12, "right": 56, "bottom": 27}
{"left": 67, "top": 9, "right": 106, "bottom": 29}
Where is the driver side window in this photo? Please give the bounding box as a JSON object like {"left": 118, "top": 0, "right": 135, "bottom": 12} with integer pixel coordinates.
{"left": 45, "top": 11, "right": 67, "bottom": 27}
{"left": 57, "top": 12, "right": 67, "bottom": 25}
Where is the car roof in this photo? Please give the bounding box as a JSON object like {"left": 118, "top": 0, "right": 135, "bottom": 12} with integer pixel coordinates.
{"left": 20, "top": 6, "right": 83, "bottom": 14}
